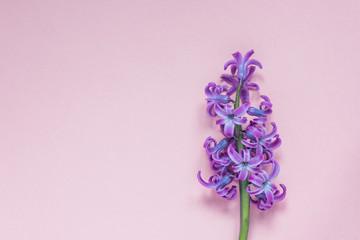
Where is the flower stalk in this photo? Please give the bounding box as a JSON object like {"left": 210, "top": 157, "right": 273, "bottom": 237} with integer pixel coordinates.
{"left": 235, "top": 81, "right": 250, "bottom": 240}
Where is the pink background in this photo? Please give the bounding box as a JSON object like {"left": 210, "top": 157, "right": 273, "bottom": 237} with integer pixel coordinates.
{"left": 1, "top": 0, "right": 359, "bottom": 239}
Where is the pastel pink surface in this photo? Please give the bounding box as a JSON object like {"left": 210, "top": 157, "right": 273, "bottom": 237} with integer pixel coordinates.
{"left": 0, "top": 0, "right": 359, "bottom": 239}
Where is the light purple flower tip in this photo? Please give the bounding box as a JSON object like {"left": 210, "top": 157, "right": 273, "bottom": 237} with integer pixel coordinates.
{"left": 224, "top": 50, "right": 262, "bottom": 81}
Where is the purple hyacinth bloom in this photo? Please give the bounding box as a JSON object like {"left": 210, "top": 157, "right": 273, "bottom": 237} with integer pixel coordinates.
{"left": 247, "top": 160, "right": 284, "bottom": 204}
{"left": 214, "top": 103, "right": 249, "bottom": 137}
{"left": 250, "top": 184, "right": 286, "bottom": 211}
{"left": 205, "top": 82, "right": 233, "bottom": 117}
{"left": 208, "top": 152, "right": 233, "bottom": 176}
{"left": 203, "top": 137, "right": 232, "bottom": 160}
{"left": 242, "top": 122, "right": 282, "bottom": 153}
{"left": 247, "top": 95, "right": 272, "bottom": 118}
{"left": 197, "top": 171, "right": 237, "bottom": 200}
{"left": 221, "top": 66, "right": 260, "bottom": 101}
{"left": 224, "top": 50, "right": 262, "bottom": 81}
{"left": 227, "top": 145, "right": 263, "bottom": 180}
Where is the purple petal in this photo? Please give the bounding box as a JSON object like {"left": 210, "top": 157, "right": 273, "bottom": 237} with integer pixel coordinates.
{"left": 224, "top": 59, "right": 237, "bottom": 70}
{"left": 243, "top": 49, "right": 254, "bottom": 63}
{"left": 246, "top": 59, "right": 262, "bottom": 69}
{"left": 220, "top": 74, "right": 238, "bottom": 85}
{"left": 246, "top": 82, "right": 259, "bottom": 90}
{"left": 267, "top": 136, "right": 282, "bottom": 150}
{"left": 214, "top": 104, "right": 228, "bottom": 118}
{"left": 223, "top": 186, "right": 237, "bottom": 200}
{"left": 236, "top": 168, "right": 249, "bottom": 181}
{"left": 231, "top": 65, "right": 237, "bottom": 75}
{"left": 241, "top": 139, "right": 258, "bottom": 148}
{"left": 264, "top": 189, "right": 274, "bottom": 203}
{"left": 216, "top": 118, "right": 228, "bottom": 125}
{"left": 227, "top": 144, "right": 242, "bottom": 164}
{"left": 247, "top": 186, "right": 264, "bottom": 195}
{"left": 258, "top": 170, "right": 269, "bottom": 181}
{"left": 232, "top": 52, "right": 242, "bottom": 63}
{"left": 233, "top": 102, "right": 250, "bottom": 116}
{"left": 248, "top": 154, "right": 264, "bottom": 166}
{"left": 240, "top": 87, "right": 249, "bottom": 102}
{"left": 268, "top": 160, "right": 280, "bottom": 181}
{"left": 274, "top": 184, "right": 286, "bottom": 202}
{"left": 248, "top": 174, "right": 264, "bottom": 187}
{"left": 226, "top": 86, "right": 237, "bottom": 96}
{"left": 245, "top": 126, "right": 262, "bottom": 140}
{"left": 233, "top": 117, "right": 247, "bottom": 125}
{"left": 206, "top": 103, "right": 216, "bottom": 117}
{"left": 263, "top": 122, "right": 278, "bottom": 140}
{"left": 204, "top": 82, "right": 217, "bottom": 97}
{"left": 242, "top": 149, "right": 250, "bottom": 162}
{"left": 223, "top": 122, "right": 235, "bottom": 137}
{"left": 197, "top": 171, "right": 213, "bottom": 188}
{"left": 253, "top": 117, "right": 267, "bottom": 124}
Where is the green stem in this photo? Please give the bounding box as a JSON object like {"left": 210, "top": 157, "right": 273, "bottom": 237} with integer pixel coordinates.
{"left": 234, "top": 82, "right": 250, "bottom": 240}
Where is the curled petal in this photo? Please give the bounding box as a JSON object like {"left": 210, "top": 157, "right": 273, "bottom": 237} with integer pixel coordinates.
{"left": 268, "top": 160, "right": 280, "bottom": 181}
{"left": 241, "top": 139, "right": 258, "bottom": 148}
{"left": 263, "top": 122, "right": 278, "bottom": 140}
{"left": 232, "top": 52, "right": 242, "bottom": 63}
{"left": 206, "top": 103, "right": 217, "bottom": 117}
{"left": 224, "top": 59, "right": 237, "bottom": 70}
{"left": 246, "top": 59, "right": 263, "bottom": 69}
{"left": 245, "top": 126, "right": 262, "bottom": 140}
{"left": 197, "top": 171, "right": 214, "bottom": 188}
{"left": 246, "top": 82, "right": 259, "bottom": 90}
{"left": 247, "top": 186, "right": 264, "bottom": 195}
{"left": 274, "top": 184, "right": 286, "bottom": 202}
{"left": 267, "top": 135, "right": 282, "bottom": 150}
{"left": 264, "top": 189, "right": 274, "bottom": 204}
{"left": 204, "top": 82, "right": 217, "bottom": 97}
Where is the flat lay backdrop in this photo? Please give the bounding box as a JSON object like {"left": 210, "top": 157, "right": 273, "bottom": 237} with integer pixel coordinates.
{"left": 1, "top": 0, "right": 359, "bottom": 239}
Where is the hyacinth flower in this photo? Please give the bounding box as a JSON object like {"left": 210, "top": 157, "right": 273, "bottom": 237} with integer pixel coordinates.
{"left": 205, "top": 82, "right": 233, "bottom": 117}
{"left": 197, "top": 172, "right": 237, "bottom": 200}
{"left": 224, "top": 49, "right": 262, "bottom": 80}
{"left": 250, "top": 184, "right": 287, "bottom": 211}
{"left": 247, "top": 161, "right": 286, "bottom": 205}
{"left": 197, "top": 50, "right": 286, "bottom": 240}
{"left": 203, "top": 136, "right": 232, "bottom": 160}
{"left": 214, "top": 103, "right": 249, "bottom": 137}
{"left": 227, "top": 145, "right": 263, "bottom": 180}
{"left": 221, "top": 66, "right": 260, "bottom": 101}
{"left": 242, "top": 122, "right": 282, "bottom": 154}
{"left": 247, "top": 95, "right": 273, "bottom": 118}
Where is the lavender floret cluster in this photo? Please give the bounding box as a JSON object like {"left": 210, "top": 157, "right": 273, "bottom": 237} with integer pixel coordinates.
{"left": 198, "top": 50, "right": 286, "bottom": 210}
